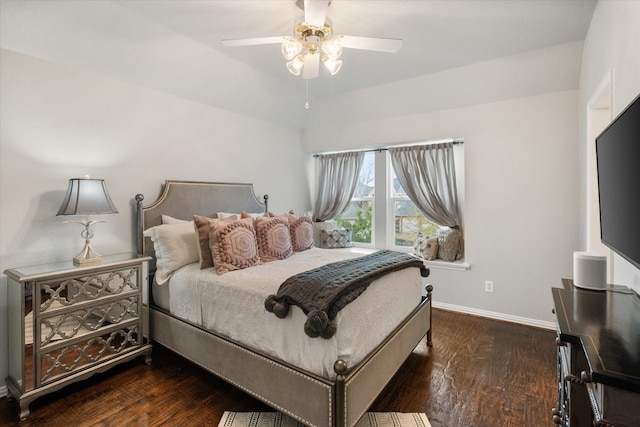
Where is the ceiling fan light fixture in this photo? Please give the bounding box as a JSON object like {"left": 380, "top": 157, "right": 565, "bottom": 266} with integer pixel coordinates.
{"left": 287, "top": 55, "right": 305, "bottom": 76}
{"left": 222, "top": 1, "right": 401, "bottom": 81}
{"left": 321, "top": 36, "right": 342, "bottom": 60}
{"left": 323, "top": 56, "right": 342, "bottom": 75}
{"left": 281, "top": 37, "right": 303, "bottom": 61}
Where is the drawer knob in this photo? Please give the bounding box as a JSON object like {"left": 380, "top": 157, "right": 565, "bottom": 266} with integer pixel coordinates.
{"left": 564, "top": 374, "right": 584, "bottom": 385}
{"left": 551, "top": 407, "right": 563, "bottom": 424}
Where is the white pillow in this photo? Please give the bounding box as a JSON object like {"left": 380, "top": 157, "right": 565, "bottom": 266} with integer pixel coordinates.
{"left": 143, "top": 222, "right": 199, "bottom": 284}
{"left": 162, "top": 214, "right": 191, "bottom": 224}
{"left": 217, "top": 212, "right": 263, "bottom": 219}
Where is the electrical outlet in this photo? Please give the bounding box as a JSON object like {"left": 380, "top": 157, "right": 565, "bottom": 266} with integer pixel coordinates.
{"left": 485, "top": 280, "right": 494, "bottom": 293}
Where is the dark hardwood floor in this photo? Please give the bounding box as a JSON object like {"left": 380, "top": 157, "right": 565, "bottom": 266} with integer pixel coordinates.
{"left": 0, "top": 309, "right": 556, "bottom": 427}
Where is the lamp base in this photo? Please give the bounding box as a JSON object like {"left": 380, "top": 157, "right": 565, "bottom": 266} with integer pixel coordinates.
{"left": 73, "top": 241, "right": 102, "bottom": 265}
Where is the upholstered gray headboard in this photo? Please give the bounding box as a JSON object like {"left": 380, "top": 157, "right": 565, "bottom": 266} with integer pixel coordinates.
{"left": 135, "top": 180, "right": 267, "bottom": 271}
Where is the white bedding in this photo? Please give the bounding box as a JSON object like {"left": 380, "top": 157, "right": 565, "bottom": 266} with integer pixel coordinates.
{"left": 152, "top": 247, "right": 423, "bottom": 379}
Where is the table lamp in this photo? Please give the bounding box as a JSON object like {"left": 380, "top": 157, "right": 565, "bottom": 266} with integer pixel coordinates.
{"left": 57, "top": 176, "right": 118, "bottom": 265}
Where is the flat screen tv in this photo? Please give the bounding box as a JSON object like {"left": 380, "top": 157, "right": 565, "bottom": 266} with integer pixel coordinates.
{"left": 595, "top": 93, "right": 640, "bottom": 270}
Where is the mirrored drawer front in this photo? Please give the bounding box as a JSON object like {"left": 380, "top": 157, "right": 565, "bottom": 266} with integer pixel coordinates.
{"left": 32, "top": 296, "right": 141, "bottom": 347}
{"left": 36, "top": 266, "right": 141, "bottom": 308}
{"left": 38, "top": 323, "right": 142, "bottom": 386}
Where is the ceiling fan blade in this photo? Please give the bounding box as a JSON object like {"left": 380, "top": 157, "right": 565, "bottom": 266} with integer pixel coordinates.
{"left": 221, "top": 36, "right": 284, "bottom": 47}
{"left": 304, "top": 0, "right": 329, "bottom": 28}
{"left": 340, "top": 36, "right": 403, "bottom": 53}
{"left": 303, "top": 52, "right": 320, "bottom": 79}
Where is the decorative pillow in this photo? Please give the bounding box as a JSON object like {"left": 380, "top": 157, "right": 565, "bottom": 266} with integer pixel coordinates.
{"left": 209, "top": 217, "right": 261, "bottom": 275}
{"left": 254, "top": 215, "right": 293, "bottom": 262}
{"left": 318, "top": 228, "right": 352, "bottom": 249}
{"left": 287, "top": 213, "right": 314, "bottom": 252}
{"left": 413, "top": 233, "right": 439, "bottom": 260}
{"left": 143, "top": 222, "right": 199, "bottom": 284}
{"left": 194, "top": 215, "right": 235, "bottom": 269}
{"left": 434, "top": 227, "right": 463, "bottom": 261}
{"left": 312, "top": 220, "right": 336, "bottom": 247}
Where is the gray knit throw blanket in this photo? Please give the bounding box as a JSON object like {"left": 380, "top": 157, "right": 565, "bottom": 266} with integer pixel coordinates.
{"left": 264, "top": 250, "right": 425, "bottom": 339}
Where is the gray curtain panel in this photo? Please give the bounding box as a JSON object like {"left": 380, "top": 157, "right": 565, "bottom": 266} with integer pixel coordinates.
{"left": 312, "top": 151, "right": 364, "bottom": 222}
{"left": 389, "top": 142, "right": 462, "bottom": 231}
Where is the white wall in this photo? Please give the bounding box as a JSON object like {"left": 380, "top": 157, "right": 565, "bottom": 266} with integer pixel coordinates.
{"left": 0, "top": 49, "right": 310, "bottom": 393}
{"left": 579, "top": 1, "right": 640, "bottom": 293}
{"left": 304, "top": 41, "right": 583, "bottom": 131}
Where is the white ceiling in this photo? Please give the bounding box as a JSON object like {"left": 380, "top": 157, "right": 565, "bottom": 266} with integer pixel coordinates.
{"left": 1, "top": 0, "right": 597, "bottom": 128}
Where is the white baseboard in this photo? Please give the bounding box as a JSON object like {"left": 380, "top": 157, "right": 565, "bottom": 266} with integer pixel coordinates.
{"left": 0, "top": 385, "right": 7, "bottom": 398}
{"left": 433, "top": 301, "right": 556, "bottom": 330}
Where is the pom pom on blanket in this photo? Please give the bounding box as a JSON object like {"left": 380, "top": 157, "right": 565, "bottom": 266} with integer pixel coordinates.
{"left": 304, "top": 310, "right": 336, "bottom": 339}
{"left": 264, "top": 295, "right": 290, "bottom": 318}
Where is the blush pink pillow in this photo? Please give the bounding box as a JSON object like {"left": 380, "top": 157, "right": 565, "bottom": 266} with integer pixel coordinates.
{"left": 209, "top": 217, "right": 261, "bottom": 274}
{"left": 254, "top": 215, "right": 293, "bottom": 262}
{"left": 194, "top": 214, "right": 237, "bottom": 269}
{"left": 287, "top": 213, "right": 314, "bottom": 252}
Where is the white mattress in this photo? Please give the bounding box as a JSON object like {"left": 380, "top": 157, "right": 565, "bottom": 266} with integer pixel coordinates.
{"left": 152, "top": 248, "right": 423, "bottom": 379}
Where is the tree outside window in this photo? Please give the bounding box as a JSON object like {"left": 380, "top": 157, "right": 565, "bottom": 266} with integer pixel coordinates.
{"left": 335, "top": 152, "right": 374, "bottom": 244}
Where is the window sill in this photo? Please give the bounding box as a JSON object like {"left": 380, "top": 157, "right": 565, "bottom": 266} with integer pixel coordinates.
{"left": 345, "top": 245, "right": 470, "bottom": 271}
{"left": 388, "top": 246, "right": 470, "bottom": 271}
{"left": 422, "top": 259, "right": 470, "bottom": 271}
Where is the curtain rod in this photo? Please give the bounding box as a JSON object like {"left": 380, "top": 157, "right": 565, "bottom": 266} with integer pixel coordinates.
{"left": 313, "top": 138, "right": 464, "bottom": 157}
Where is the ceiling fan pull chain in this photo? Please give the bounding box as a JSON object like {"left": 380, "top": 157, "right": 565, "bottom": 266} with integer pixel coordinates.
{"left": 305, "top": 80, "right": 310, "bottom": 109}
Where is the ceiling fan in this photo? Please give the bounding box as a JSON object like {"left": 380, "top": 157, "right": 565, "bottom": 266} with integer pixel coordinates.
{"left": 221, "top": 0, "right": 402, "bottom": 79}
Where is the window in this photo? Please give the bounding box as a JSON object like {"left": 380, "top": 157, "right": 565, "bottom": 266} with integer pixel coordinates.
{"left": 332, "top": 142, "right": 465, "bottom": 266}
{"left": 390, "top": 170, "right": 439, "bottom": 248}
{"left": 334, "top": 151, "right": 375, "bottom": 245}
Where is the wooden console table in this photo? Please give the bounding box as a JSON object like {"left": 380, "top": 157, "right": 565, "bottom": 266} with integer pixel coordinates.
{"left": 552, "top": 279, "right": 640, "bottom": 426}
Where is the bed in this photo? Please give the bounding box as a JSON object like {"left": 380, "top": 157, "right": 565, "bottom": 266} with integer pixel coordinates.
{"left": 135, "top": 180, "right": 433, "bottom": 427}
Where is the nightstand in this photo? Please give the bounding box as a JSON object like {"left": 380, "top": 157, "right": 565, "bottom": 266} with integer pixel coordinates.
{"left": 4, "top": 253, "right": 152, "bottom": 420}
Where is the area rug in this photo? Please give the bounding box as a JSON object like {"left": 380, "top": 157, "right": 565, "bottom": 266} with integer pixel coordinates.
{"left": 217, "top": 412, "right": 432, "bottom": 427}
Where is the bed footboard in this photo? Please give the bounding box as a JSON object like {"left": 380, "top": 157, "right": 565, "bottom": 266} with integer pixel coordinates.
{"left": 149, "top": 287, "right": 431, "bottom": 427}
{"left": 150, "top": 307, "right": 335, "bottom": 427}
{"left": 338, "top": 290, "right": 432, "bottom": 427}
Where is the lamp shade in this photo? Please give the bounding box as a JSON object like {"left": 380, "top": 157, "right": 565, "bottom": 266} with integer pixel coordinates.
{"left": 286, "top": 55, "right": 305, "bottom": 76}
{"left": 323, "top": 57, "right": 342, "bottom": 75}
{"left": 57, "top": 178, "right": 118, "bottom": 216}
{"left": 281, "top": 36, "right": 303, "bottom": 61}
{"left": 321, "top": 36, "right": 342, "bottom": 60}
